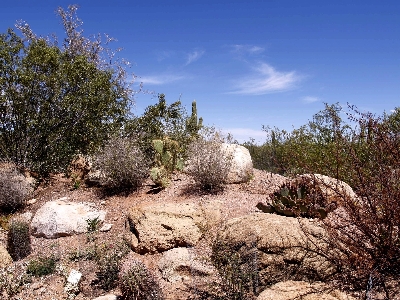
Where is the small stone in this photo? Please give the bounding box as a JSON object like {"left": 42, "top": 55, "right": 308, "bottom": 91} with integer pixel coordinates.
{"left": 99, "top": 223, "right": 112, "bottom": 232}
{"left": 100, "top": 201, "right": 106, "bottom": 205}
{"left": 67, "top": 269, "right": 82, "bottom": 285}
{"left": 27, "top": 198, "right": 37, "bottom": 205}
{"left": 92, "top": 294, "right": 118, "bottom": 300}
{"left": 58, "top": 196, "right": 69, "bottom": 201}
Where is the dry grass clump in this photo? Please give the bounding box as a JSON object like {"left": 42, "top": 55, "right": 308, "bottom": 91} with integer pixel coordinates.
{"left": 0, "top": 163, "right": 32, "bottom": 212}
{"left": 93, "top": 137, "right": 150, "bottom": 190}
{"left": 186, "top": 134, "right": 232, "bottom": 191}
{"left": 119, "top": 259, "right": 164, "bottom": 300}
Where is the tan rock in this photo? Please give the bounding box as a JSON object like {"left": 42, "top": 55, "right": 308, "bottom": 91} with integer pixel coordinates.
{"left": 127, "top": 201, "right": 222, "bottom": 254}
{"left": 257, "top": 281, "right": 355, "bottom": 300}
{"left": 0, "top": 244, "right": 12, "bottom": 267}
{"left": 219, "top": 213, "right": 338, "bottom": 285}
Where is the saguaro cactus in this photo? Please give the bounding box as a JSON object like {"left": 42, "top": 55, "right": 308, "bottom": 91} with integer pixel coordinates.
{"left": 186, "top": 100, "right": 203, "bottom": 136}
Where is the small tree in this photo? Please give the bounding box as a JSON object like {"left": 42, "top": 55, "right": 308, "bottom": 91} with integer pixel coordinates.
{"left": 0, "top": 5, "right": 134, "bottom": 175}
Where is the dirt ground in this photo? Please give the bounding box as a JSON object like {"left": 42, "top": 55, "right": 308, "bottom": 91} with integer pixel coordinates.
{"left": 0, "top": 169, "right": 287, "bottom": 300}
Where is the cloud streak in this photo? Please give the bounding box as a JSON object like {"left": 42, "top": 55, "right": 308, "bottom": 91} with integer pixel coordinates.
{"left": 230, "top": 63, "right": 301, "bottom": 95}
{"left": 139, "top": 74, "right": 185, "bottom": 85}
{"left": 302, "top": 96, "right": 319, "bottom": 103}
{"left": 185, "top": 50, "right": 205, "bottom": 65}
{"left": 232, "top": 44, "right": 265, "bottom": 55}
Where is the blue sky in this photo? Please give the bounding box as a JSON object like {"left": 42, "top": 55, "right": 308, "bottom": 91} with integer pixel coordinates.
{"left": 2, "top": 0, "right": 400, "bottom": 142}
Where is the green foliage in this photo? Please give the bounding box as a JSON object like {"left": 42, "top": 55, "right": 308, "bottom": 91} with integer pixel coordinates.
{"left": 150, "top": 137, "right": 184, "bottom": 188}
{"left": 94, "top": 136, "right": 149, "bottom": 190}
{"left": 0, "top": 163, "right": 32, "bottom": 212}
{"left": 0, "top": 6, "right": 134, "bottom": 176}
{"left": 7, "top": 219, "right": 31, "bottom": 261}
{"left": 210, "top": 238, "right": 259, "bottom": 299}
{"left": 27, "top": 255, "right": 57, "bottom": 277}
{"left": 243, "top": 103, "right": 351, "bottom": 179}
{"left": 119, "top": 260, "right": 164, "bottom": 300}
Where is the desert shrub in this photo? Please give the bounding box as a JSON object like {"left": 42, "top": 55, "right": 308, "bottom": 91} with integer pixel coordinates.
{"left": 0, "top": 164, "right": 32, "bottom": 212}
{"left": 7, "top": 219, "right": 31, "bottom": 261}
{"left": 0, "top": 262, "right": 31, "bottom": 297}
{"left": 93, "top": 136, "right": 149, "bottom": 190}
{"left": 186, "top": 131, "right": 232, "bottom": 191}
{"left": 94, "top": 242, "right": 130, "bottom": 291}
{"left": 119, "top": 260, "right": 164, "bottom": 300}
{"left": 27, "top": 255, "right": 57, "bottom": 277}
{"left": 210, "top": 238, "right": 259, "bottom": 300}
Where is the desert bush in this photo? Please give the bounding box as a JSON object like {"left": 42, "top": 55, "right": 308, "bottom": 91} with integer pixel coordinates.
{"left": 0, "top": 262, "right": 31, "bottom": 297}
{"left": 210, "top": 237, "right": 259, "bottom": 300}
{"left": 119, "top": 259, "right": 164, "bottom": 300}
{"left": 27, "top": 255, "right": 57, "bottom": 277}
{"left": 0, "top": 164, "right": 32, "bottom": 212}
{"left": 186, "top": 131, "right": 232, "bottom": 191}
{"left": 7, "top": 219, "right": 31, "bottom": 261}
{"left": 94, "top": 136, "right": 149, "bottom": 190}
{"left": 94, "top": 241, "right": 130, "bottom": 291}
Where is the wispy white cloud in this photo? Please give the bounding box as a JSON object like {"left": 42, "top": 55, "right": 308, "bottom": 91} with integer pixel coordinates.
{"left": 302, "top": 96, "right": 320, "bottom": 103}
{"left": 222, "top": 128, "right": 267, "bottom": 144}
{"left": 230, "top": 63, "right": 301, "bottom": 95}
{"left": 139, "top": 74, "right": 185, "bottom": 85}
{"left": 232, "top": 44, "right": 265, "bottom": 55}
{"left": 155, "top": 50, "right": 175, "bottom": 61}
{"left": 185, "top": 49, "right": 205, "bottom": 65}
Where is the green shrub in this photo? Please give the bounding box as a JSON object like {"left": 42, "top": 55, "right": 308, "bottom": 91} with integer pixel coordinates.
{"left": 186, "top": 132, "right": 232, "bottom": 191}
{"left": 27, "top": 256, "right": 57, "bottom": 277}
{"left": 7, "top": 219, "right": 31, "bottom": 261}
{"left": 119, "top": 260, "right": 164, "bottom": 300}
{"left": 94, "top": 137, "right": 149, "bottom": 190}
{"left": 0, "top": 164, "right": 32, "bottom": 212}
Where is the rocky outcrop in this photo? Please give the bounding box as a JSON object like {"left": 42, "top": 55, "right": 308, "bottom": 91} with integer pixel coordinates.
{"left": 257, "top": 281, "right": 355, "bottom": 300}
{"left": 221, "top": 143, "right": 253, "bottom": 183}
{"left": 127, "top": 201, "right": 222, "bottom": 254}
{"left": 158, "top": 247, "right": 214, "bottom": 283}
{"left": 219, "top": 213, "right": 339, "bottom": 286}
{"left": 0, "top": 245, "right": 12, "bottom": 267}
{"left": 31, "top": 199, "right": 106, "bottom": 238}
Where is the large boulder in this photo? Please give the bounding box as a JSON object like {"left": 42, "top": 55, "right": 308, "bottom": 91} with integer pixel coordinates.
{"left": 221, "top": 143, "right": 253, "bottom": 183}
{"left": 158, "top": 247, "right": 214, "bottom": 283}
{"left": 127, "top": 201, "right": 222, "bottom": 254}
{"left": 218, "top": 213, "right": 339, "bottom": 287}
{"left": 0, "top": 245, "right": 12, "bottom": 267}
{"left": 257, "top": 281, "right": 355, "bottom": 300}
{"left": 31, "top": 199, "right": 106, "bottom": 238}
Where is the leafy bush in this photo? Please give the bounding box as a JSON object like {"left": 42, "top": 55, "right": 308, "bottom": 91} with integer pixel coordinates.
{"left": 186, "top": 132, "right": 232, "bottom": 191}
{"left": 27, "top": 256, "right": 57, "bottom": 277}
{"left": 0, "top": 6, "right": 134, "bottom": 176}
{"left": 119, "top": 260, "right": 164, "bottom": 300}
{"left": 94, "top": 136, "right": 149, "bottom": 190}
{"left": 0, "top": 164, "right": 32, "bottom": 212}
{"left": 7, "top": 219, "right": 31, "bottom": 261}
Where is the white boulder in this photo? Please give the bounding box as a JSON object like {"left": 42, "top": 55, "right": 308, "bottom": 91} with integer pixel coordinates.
{"left": 31, "top": 199, "right": 106, "bottom": 238}
{"left": 221, "top": 143, "right": 253, "bottom": 183}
